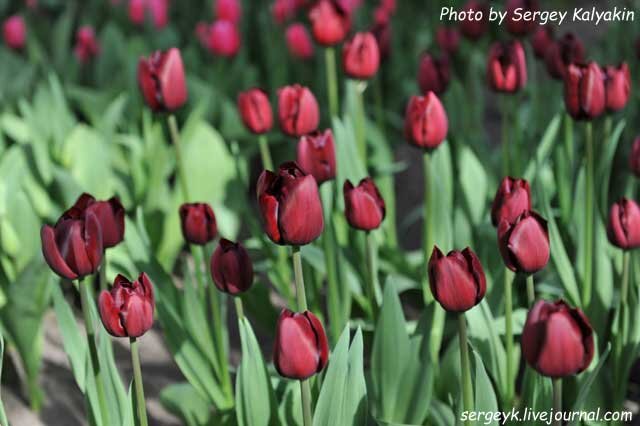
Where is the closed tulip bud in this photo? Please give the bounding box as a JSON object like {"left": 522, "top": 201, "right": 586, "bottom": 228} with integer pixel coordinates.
{"left": 257, "top": 162, "right": 324, "bottom": 245}
{"left": 630, "top": 137, "right": 640, "bottom": 178}
{"left": 604, "top": 63, "right": 631, "bottom": 112}
{"left": 237, "top": 89, "right": 273, "bottom": 134}
{"left": 428, "top": 246, "right": 486, "bottom": 313}
{"left": 498, "top": 210, "right": 550, "bottom": 274}
{"left": 343, "top": 178, "right": 385, "bottom": 231}
{"left": 505, "top": 0, "right": 538, "bottom": 35}
{"left": 138, "top": 48, "right": 188, "bottom": 112}
{"left": 285, "top": 23, "right": 314, "bottom": 60}
{"left": 459, "top": 1, "right": 488, "bottom": 40}
{"left": 296, "top": 129, "right": 336, "bottom": 185}
{"left": 272, "top": 0, "right": 298, "bottom": 24}
{"left": 179, "top": 203, "right": 218, "bottom": 245}
{"left": 607, "top": 198, "right": 640, "bottom": 250}
{"left": 277, "top": 84, "right": 320, "bottom": 137}
{"left": 370, "top": 16, "right": 391, "bottom": 61}
{"left": 273, "top": 309, "right": 329, "bottom": 380}
{"left": 308, "top": 0, "right": 350, "bottom": 47}
{"left": 436, "top": 26, "right": 460, "bottom": 55}
{"left": 210, "top": 239, "right": 253, "bottom": 295}
{"left": 214, "top": 0, "right": 242, "bottom": 24}
{"left": 207, "top": 20, "right": 241, "bottom": 57}
{"left": 404, "top": 93, "right": 448, "bottom": 150}
{"left": 74, "top": 26, "right": 100, "bottom": 64}
{"left": 487, "top": 40, "right": 527, "bottom": 93}
{"left": 530, "top": 26, "right": 554, "bottom": 59}
{"left": 342, "top": 32, "right": 380, "bottom": 80}
{"left": 3, "top": 15, "right": 26, "bottom": 51}
{"left": 99, "top": 273, "right": 155, "bottom": 338}
{"left": 491, "top": 177, "right": 531, "bottom": 227}
{"left": 129, "top": 0, "right": 146, "bottom": 25}
{"left": 545, "top": 33, "right": 584, "bottom": 80}
{"left": 564, "top": 62, "right": 605, "bottom": 121}
{"left": 66, "top": 193, "right": 125, "bottom": 249}
{"left": 417, "top": 53, "right": 451, "bottom": 96}
{"left": 148, "top": 0, "right": 169, "bottom": 28}
{"left": 521, "top": 299, "right": 594, "bottom": 378}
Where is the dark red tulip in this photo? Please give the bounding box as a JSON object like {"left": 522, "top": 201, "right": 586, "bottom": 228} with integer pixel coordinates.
{"left": 417, "top": 53, "right": 451, "bottom": 96}
{"left": 179, "top": 203, "right": 218, "bottom": 245}
{"left": 428, "top": 246, "right": 486, "bottom": 313}
{"left": 99, "top": 273, "right": 155, "bottom": 338}
{"left": 380, "top": 0, "right": 395, "bottom": 15}
{"left": 210, "top": 239, "right": 253, "bottom": 295}
{"left": 343, "top": 178, "right": 386, "bottom": 231}
{"left": 544, "top": 33, "right": 585, "bottom": 80}
{"left": 286, "top": 23, "right": 314, "bottom": 60}
{"left": 74, "top": 26, "right": 100, "bottom": 64}
{"left": 257, "top": 162, "right": 324, "bottom": 245}
{"left": 342, "top": 32, "right": 380, "bottom": 80}
{"left": 273, "top": 309, "right": 329, "bottom": 380}
{"left": 277, "top": 85, "right": 320, "bottom": 137}
{"left": 370, "top": 15, "right": 391, "bottom": 61}
{"left": 487, "top": 40, "right": 527, "bottom": 93}
{"left": 214, "top": 0, "right": 242, "bottom": 24}
{"left": 3, "top": 15, "right": 26, "bottom": 51}
{"left": 436, "top": 26, "right": 460, "bottom": 55}
{"left": 521, "top": 299, "right": 594, "bottom": 378}
{"left": 530, "top": 26, "right": 554, "bottom": 60}
{"left": 308, "top": 0, "right": 350, "bottom": 47}
{"left": 607, "top": 198, "right": 640, "bottom": 250}
{"left": 404, "top": 93, "right": 448, "bottom": 150}
{"left": 459, "top": 1, "right": 488, "bottom": 40}
{"left": 65, "top": 193, "right": 125, "bottom": 249}
{"left": 604, "top": 63, "right": 631, "bottom": 112}
{"left": 207, "top": 20, "right": 241, "bottom": 57}
{"left": 505, "top": 0, "right": 539, "bottom": 36}
{"left": 564, "top": 62, "right": 606, "bottom": 121}
{"left": 630, "top": 137, "right": 640, "bottom": 178}
{"left": 272, "top": 0, "right": 298, "bottom": 24}
{"left": 498, "top": 210, "right": 550, "bottom": 274}
{"left": 491, "top": 177, "right": 531, "bottom": 227}
{"left": 138, "top": 48, "right": 188, "bottom": 112}
{"left": 129, "top": 0, "right": 146, "bottom": 25}
{"left": 237, "top": 89, "right": 273, "bottom": 134}
{"left": 296, "top": 129, "right": 336, "bottom": 185}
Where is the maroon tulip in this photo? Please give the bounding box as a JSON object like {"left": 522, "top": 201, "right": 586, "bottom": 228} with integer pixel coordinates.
{"left": 505, "top": 0, "right": 539, "bottom": 36}
{"left": 214, "top": 0, "right": 242, "bottom": 24}
{"left": 99, "top": 273, "right": 155, "bottom": 338}
{"left": 308, "top": 0, "right": 350, "bottom": 47}
{"left": 210, "top": 239, "right": 253, "bottom": 295}
{"left": 129, "top": 0, "right": 146, "bottom": 25}
{"left": 66, "top": 193, "right": 125, "bottom": 249}
{"left": 428, "top": 246, "right": 486, "bottom": 313}
{"left": 272, "top": 0, "right": 298, "bottom": 24}
{"left": 630, "top": 137, "right": 640, "bottom": 178}
{"left": 564, "top": 62, "right": 606, "bottom": 121}
{"left": 3, "top": 15, "right": 25, "bottom": 51}
{"left": 257, "top": 162, "right": 324, "bottom": 245}
{"left": 458, "top": 1, "right": 488, "bottom": 40}
{"left": 296, "top": 129, "right": 336, "bottom": 185}
{"left": 417, "top": 53, "right": 451, "bottom": 95}
{"left": 370, "top": 14, "right": 391, "bottom": 61}
{"left": 138, "top": 48, "right": 188, "bottom": 112}
{"left": 404, "top": 93, "right": 448, "bottom": 150}
{"left": 530, "top": 26, "right": 554, "bottom": 60}
{"left": 607, "top": 198, "right": 640, "bottom": 250}
{"left": 521, "top": 299, "right": 594, "bottom": 378}
{"left": 179, "top": 203, "right": 218, "bottom": 245}
{"left": 237, "top": 89, "right": 273, "bottom": 134}
{"left": 487, "top": 40, "right": 527, "bottom": 93}
{"left": 342, "top": 32, "right": 380, "bottom": 80}
{"left": 285, "top": 23, "right": 314, "bottom": 60}
{"left": 207, "top": 20, "right": 241, "bottom": 57}
{"left": 277, "top": 85, "right": 320, "bottom": 137}
{"left": 74, "top": 26, "right": 100, "bottom": 64}
{"left": 498, "top": 210, "right": 550, "bottom": 274}
{"left": 273, "top": 309, "right": 329, "bottom": 380}
{"left": 491, "top": 177, "right": 531, "bottom": 227}
{"left": 436, "top": 26, "right": 460, "bottom": 55}
{"left": 343, "top": 178, "right": 386, "bottom": 231}
{"left": 604, "top": 63, "right": 631, "bottom": 112}
{"left": 544, "top": 33, "right": 585, "bottom": 80}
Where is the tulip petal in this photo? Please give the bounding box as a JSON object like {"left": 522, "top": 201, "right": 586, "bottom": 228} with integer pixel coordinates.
{"left": 278, "top": 175, "right": 324, "bottom": 245}
{"left": 98, "top": 291, "right": 127, "bottom": 337}
{"left": 158, "top": 48, "right": 188, "bottom": 110}
{"left": 41, "top": 225, "right": 78, "bottom": 280}
{"left": 535, "top": 310, "right": 586, "bottom": 377}
{"left": 123, "top": 294, "right": 154, "bottom": 338}
{"left": 508, "top": 215, "right": 550, "bottom": 274}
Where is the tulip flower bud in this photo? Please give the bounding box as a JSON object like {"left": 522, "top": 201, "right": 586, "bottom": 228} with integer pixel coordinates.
{"left": 505, "top": 0, "right": 539, "bottom": 35}
{"left": 530, "top": 26, "right": 554, "bottom": 59}
{"left": 417, "top": 53, "right": 451, "bottom": 96}
{"left": 404, "top": 93, "right": 448, "bottom": 150}
{"left": 459, "top": 1, "right": 488, "bottom": 40}
{"left": 436, "top": 26, "right": 460, "bottom": 55}
{"left": 129, "top": 0, "right": 146, "bottom": 25}
{"left": 607, "top": 198, "right": 640, "bottom": 250}
{"left": 308, "top": 0, "right": 350, "bottom": 47}
{"left": 296, "top": 129, "right": 336, "bottom": 185}
{"left": 210, "top": 239, "right": 253, "bottom": 295}
{"left": 544, "top": 32, "right": 584, "bottom": 80}
{"left": 604, "top": 63, "right": 631, "bottom": 112}
{"left": 66, "top": 193, "right": 125, "bottom": 249}
{"left": 370, "top": 15, "right": 391, "bottom": 61}
{"left": 428, "top": 246, "right": 486, "bottom": 313}
{"left": 521, "top": 299, "right": 594, "bottom": 378}
{"left": 277, "top": 85, "right": 320, "bottom": 137}
{"left": 498, "top": 211, "right": 550, "bottom": 274}
{"left": 273, "top": 309, "right": 329, "bottom": 380}
{"left": 148, "top": 0, "right": 169, "bottom": 28}
{"left": 138, "top": 48, "right": 188, "bottom": 112}
{"left": 491, "top": 177, "right": 531, "bottom": 227}
{"left": 343, "top": 178, "right": 386, "bottom": 231}
{"left": 207, "top": 20, "right": 241, "bottom": 57}
{"left": 179, "top": 203, "right": 218, "bottom": 245}
{"left": 3, "top": 15, "right": 26, "bottom": 51}
{"left": 74, "top": 26, "right": 100, "bottom": 64}
{"left": 99, "top": 273, "right": 155, "bottom": 338}
{"left": 237, "top": 89, "right": 273, "bottom": 134}
{"left": 214, "top": 0, "right": 242, "bottom": 24}
{"left": 286, "top": 23, "right": 314, "bottom": 60}
{"left": 272, "top": 0, "right": 298, "bottom": 25}
{"left": 630, "top": 137, "right": 640, "bottom": 178}
{"left": 487, "top": 40, "right": 527, "bottom": 93}
{"left": 564, "top": 62, "right": 605, "bottom": 121}
{"left": 342, "top": 32, "right": 380, "bottom": 80}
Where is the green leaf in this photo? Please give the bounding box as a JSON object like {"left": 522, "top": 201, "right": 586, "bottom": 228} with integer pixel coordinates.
{"left": 458, "top": 146, "right": 488, "bottom": 225}
{"left": 0, "top": 334, "right": 9, "bottom": 426}
{"left": 161, "top": 383, "right": 212, "bottom": 426}
{"left": 570, "top": 344, "right": 611, "bottom": 423}
{"left": 471, "top": 349, "right": 498, "bottom": 425}
{"left": 523, "top": 114, "right": 561, "bottom": 183}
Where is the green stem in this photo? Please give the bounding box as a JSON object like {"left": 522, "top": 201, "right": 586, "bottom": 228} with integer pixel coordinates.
{"left": 258, "top": 134, "right": 274, "bottom": 171}
{"left": 621, "top": 251, "right": 630, "bottom": 307}
{"left": 422, "top": 152, "right": 434, "bottom": 303}
{"left": 526, "top": 274, "right": 535, "bottom": 307}
{"left": 365, "top": 231, "right": 379, "bottom": 321}
{"left": 353, "top": 81, "right": 367, "bottom": 166}
{"left": 583, "top": 122, "right": 594, "bottom": 307}
{"left": 321, "top": 187, "right": 342, "bottom": 344}
{"left": 373, "top": 76, "right": 386, "bottom": 136}
{"left": 300, "top": 378, "right": 313, "bottom": 426}
{"left": 504, "top": 269, "right": 514, "bottom": 407}
{"left": 501, "top": 98, "right": 510, "bottom": 177}
{"left": 553, "top": 378, "right": 562, "bottom": 426}
{"left": 325, "top": 47, "right": 339, "bottom": 119}
{"left": 130, "top": 337, "right": 149, "bottom": 426}
{"left": 458, "top": 314, "right": 474, "bottom": 424}
{"left": 234, "top": 296, "right": 244, "bottom": 322}
{"left": 168, "top": 114, "right": 191, "bottom": 202}
{"left": 100, "top": 250, "right": 108, "bottom": 291}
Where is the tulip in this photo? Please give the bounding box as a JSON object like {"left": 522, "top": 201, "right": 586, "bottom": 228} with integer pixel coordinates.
{"left": 129, "top": 0, "right": 146, "bottom": 25}
{"left": 404, "top": 93, "right": 448, "bottom": 150}
{"left": 630, "top": 137, "right": 640, "bottom": 178}
{"left": 273, "top": 309, "right": 329, "bottom": 380}
{"left": 308, "top": 0, "right": 350, "bottom": 46}
{"left": 604, "top": 63, "right": 631, "bottom": 112}
{"left": 148, "top": 0, "right": 169, "bottom": 28}
{"left": 272, "top": 0, "right": 298, "bottom": 25}
{"left": 370, "top": 16, "right": 391, "bottom": 61}
{"left": 207, "top": 20, "right": 241, "bottom": 57}
{"left": 342, "top": 32, "right": 380, "bottom": 80}
{"left": 544, "top": 32, "right": 584, "bottom": 80}
{"left": 179, "top": 203, "right": 218, "bottom": 245}
{"left": 237, "top": 89, "right": 273, "bottom": 134}
{"left": 436, "top": 26, "right": 460, "bottom": 55}
{"left": 67, "top": 193, "right": 125, "bottom": 249}
{"left": 380, "top": 0, "right": 396, "bottom": 14}
{"left": 296, "top": 129, "right": 336, "bottom": 185}
{"left": 277, "top": 84, "right": 320, "bottom": 137}
{"left": 491, "top": 177, "right": 531, "bottom": 227}
{"left": 428, "top": 246, "right": 486, "bottom": 313}
{"left": 257, "top": 162, "right": 324, "bottom": 245}
{"left": 343, "top": 178, "right": 385, "bottom": 231}
{"left": 530, "top": 26, "right": 554, "bottom": 59}
{"left": 214, "top": 0, "right": 242, "bottom": 24}
{"left": 505, "top": 0, "right": 538, "bottom": 35}
{"left": 458, "top": 1, "right": 488, "bottom": 40}
{"left": 195, "top": 21, "right": 210, "bottom": 47}
{"left": 3, "top": 15, "right": 26, "bottom": 51}
{"left": 521, "top": 299, "right": 594, "bottom": 378}
{"left": 99, "top": 273, "right": 155, "bottom": 338}
{"left": 74, "top": 26, "right": 100, "bottom": 64}
{"left": 138, "top": 48, "right": 188, "bottom": 112}
{"left": 563, "top": 62, "right": 605, "bottom": 121}
{"left": 210, "top": 239, "right": 253, "bottom": 295}
{"left": 498, "top": 210, "right": 550, "bottom": 274}
{"left": 487, "top": 40, "right": 527, "bottom": 93}
{"left": 607, "top": 198, "right": 640, "bottom": 250}
{"left": 417, "top": 53, "right": 451, "bottom": 96}
{"left": 285, "top": 23, "right": 314, "bottom": 60}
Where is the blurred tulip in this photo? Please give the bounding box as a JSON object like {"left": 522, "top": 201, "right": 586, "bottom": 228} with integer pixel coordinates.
{"left": 607, "top": 198, "right": 640, "bottom": 250}
{"left": 74, "top": 26, "right": 100, "bottom": 64}
{"left": 148, "top": 0, "right": 169, "bottom": 28}
{"left": 285, "top": 23, "right": 314, "bottom": 60}
{"left": 459, "top": 0, "right": 488, "bottom": 40}
{"left": 308, "top": 0, "right": 350, "bottom": 46}
{"left": 99, "top": 273, "right": 155, "bottom": 338}
{"left": 296, "top": 129, "right": 336, "bottom": 184}
{"left": 195, "top": 21, "right": 210, "bottom": 47}
{"left": 277, "top": 84, "right": 319, "bottom": 137}
{"left": 207, "top": 20, "right": 241, "bottom": 57}
{"left": 544, "top": 32, "right": 584, "bottom": 80}
{"left": 138, "top": 48, "right": 187, "bottom": 112}
{"left": 257, "top": 162, "right": 324, "bottom": 245}
{"left": 436, "top": 26, "right": 460, "bottom": 55}
{"left": 129, "top": 0, "right": 146, "bottom": 25}
{"left": 66, "top": 193, "right": 125, "bottom": 249}
{"left": 521, "top": 299, "right": 594, "bottom": 378}
{"left": 530, "top": 26, "right": 554, "bottom": 59}
{"left": 214, "top": 0, "right": 242, "bottom": 23}
{"left": 491, "top": 177, "right": 531, "bottom": 227}
{"left": 342, "top": 32, "right": 380, "bottom": 80}
{"left": 379, "top": 0, "right": 396, "bottom": 14}
{"left": 210, "top": 239, "right": 253, "bottom": 295}
{"left": 498, "top": 210, "right": 550, "bottom": 274}
{"left": 370, "top": 15, "right": 391, "bottom": 61}
{"left": 630, "top": 137, "right": 640, "bottom": 178}
{"left": 417, "top": 53, "right": 451, "bottom": 95}
{"left": 273, "top": 309, "right": 329, "bottom": 380}
{"left": 179, "top": 203, "right": 218, "bottom": 245}
{"left": 604, "top": 63, "right": 631, "bottom": 112}
{"left": 337, "top": 0, "right": 362, "bottom": 14}
{"left": 404, "top": 93, "right": 448, "bottom": 150}
{"left": 3, "top": 15, "right": 26, "bottom": 51}
{"left": 564, "top": 62, "right": 605, "bottom": 120}
{"left": 272, "top": 0, "right": 298, "bottom": 24}
{"left": 343, "top": 178, "right": 386, "bottom": 231}
{"left": 487, "top": 40, "right": 527, "bottom": 93}
{"left": 505, "top": 0, "right": 538, "bottom": 35}
{"left": 428, "top": 246, "right": 486, "bottom": 313}
{"left": 237, "top": 88, "right": 273, "bottom": 134}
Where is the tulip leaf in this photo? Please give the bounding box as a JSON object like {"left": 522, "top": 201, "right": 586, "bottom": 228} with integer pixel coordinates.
{"left": 160, "top": 382, "right": 212, "bottom": 426}
{"left": 458, "top": 145, "right": 488, "bottom": 225}
{"left": 0, "top": 333, "right": 8, "bottom": 426}
{"left": 570, "top": 344, "right": 611, "bottom": 424}
{"left": 523, "top": 114, "right": 561, "bottom": 183}
{"left": 471, "top": 349, "right": 498, "bottom": 425}
{"left": 597, "top": 119, "right": 625, "bottom": 215}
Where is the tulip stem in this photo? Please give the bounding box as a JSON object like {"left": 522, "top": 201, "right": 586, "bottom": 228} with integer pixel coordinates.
{"left": 365, "top": 231, "right": 379, "bottom": 320}
{"left": 501, "top": 97, "right": 511, "bottom": 177}
{"left": 353, "top": 81, "right": 367, "bottom": 166}
{"left": 504, "top": 268, "right": 514, "bottom": 407}
{"left": 526, "top": 274, "right": 535, "bottom": 307}
{"left": 325, "top": 47, "right": 339, "bottom": 118}
{"left": 621, "top": 251, "right": 630, "bottom": 306}
{"left": 552, "top": 378, "right": 562, "bottom": 426}
{"left": 458, "top": 314, "right": 474, "bottom": 424}
{"left": 129, "top": 337, "right": 149, "bottom": 426}
{"left": 321, "top": 186, "right": 342, "bottom": 344}
{"left": 583, "top": 122, "right": 594, "bottom": 307}
{"left": 100, "top": 250, "right": 108, "bottom": 291}
{"left": 258, "top": 134, "right": 274, "bottom": 171}
{"left": 168, "top": 114, "right": 191, "bottom": 202}
{"left": 234, "top": 296, "right": 244, "bottom": 322}
{"left": 422, "top": 152, "right": 434, "bottom": 304}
